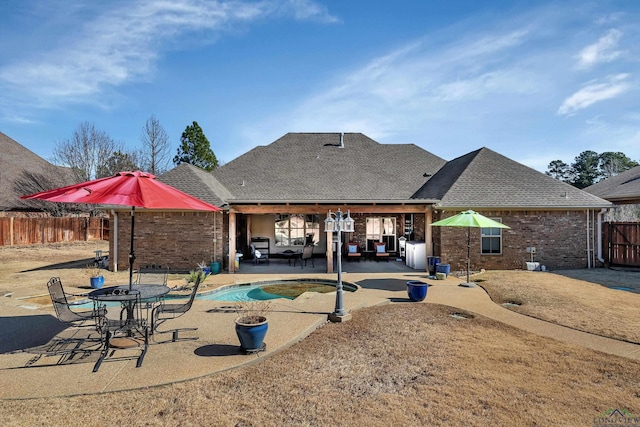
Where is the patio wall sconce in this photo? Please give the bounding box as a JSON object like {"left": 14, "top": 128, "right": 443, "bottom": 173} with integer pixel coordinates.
{"left": 324, "top": 209, "right": 354, "bottom": 322}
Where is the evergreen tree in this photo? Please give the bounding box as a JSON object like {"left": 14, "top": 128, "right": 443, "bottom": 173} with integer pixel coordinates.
{"left": 570, "top": 150, "right": 600, "bottom": 189}
{"left": 545, "top": 160, "right": 572, "bottom": 182}
{"left": 599, "top": 152, "right": 638, "bottom": 179}
{"left": 173, "top": 121, "right": 218, "bottom": 171}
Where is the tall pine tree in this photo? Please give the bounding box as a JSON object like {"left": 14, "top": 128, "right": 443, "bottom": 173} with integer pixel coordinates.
{"left": 173, "top": 121, "right": 218, "bottom": 171}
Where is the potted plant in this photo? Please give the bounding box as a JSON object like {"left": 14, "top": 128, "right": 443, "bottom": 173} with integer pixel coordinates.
{"left": 197, "top": 261, "right": 211, "bottom": 275}
{"left": 234, "top": 301, "right": 270, "bottom": 354}
{"left": 86, "top": 265, "right": 105, "bottom": 289}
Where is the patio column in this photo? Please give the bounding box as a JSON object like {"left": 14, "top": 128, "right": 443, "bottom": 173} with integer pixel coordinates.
{"left": 229, "top": 211, "right": 237, "bottom": 274}
{"left": 425, "top": 208, "right": 433, "bottom": 271}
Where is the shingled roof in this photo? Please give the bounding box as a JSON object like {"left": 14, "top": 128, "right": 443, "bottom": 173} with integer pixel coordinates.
{"left": 211, "top": 133, "right": 446, "bottom": 203}
{"left": 412, "top": 147, "right": 611, "bottom": 209}
{"left": 0, "top": 132, "right": 75, "bottom": 211}
{"left": 158, "top": 163, "right": 231, "bottom": 207}
{"left": 583, "top": 166, "right": 640, "bottom": 203}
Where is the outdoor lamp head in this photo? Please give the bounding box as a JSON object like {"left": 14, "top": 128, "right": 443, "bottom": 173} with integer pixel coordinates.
{"left": 343, "top": 210, "right": 355, "bottom": 233}
{"left": 324, "top": 211, "right": 336, "bottom": 233}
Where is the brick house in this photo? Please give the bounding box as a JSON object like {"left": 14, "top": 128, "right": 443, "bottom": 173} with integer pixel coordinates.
{"left": 130, "top": 132, "right": 611, "bottom": 274}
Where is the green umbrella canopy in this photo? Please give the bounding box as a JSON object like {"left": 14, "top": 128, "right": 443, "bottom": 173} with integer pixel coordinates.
{"left": 431, "top": 210, "right": 510, "bottom": 229}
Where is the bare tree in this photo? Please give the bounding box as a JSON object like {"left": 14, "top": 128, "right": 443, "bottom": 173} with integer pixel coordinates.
{"left": 52, "top": 122, "right": 117, "bottom": 181}
{"left": 97, "top": 150, "right": 141, "bottom": 178}
{"left": 13, "top": 166, "right": 79, "bottom": 216}
{"left": 140, "top": 115, "right": 171, "bottom": 174}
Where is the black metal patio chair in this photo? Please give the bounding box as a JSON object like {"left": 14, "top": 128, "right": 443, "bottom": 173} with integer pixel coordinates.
{"left": 47, "top": 277, "right": 105, "bottom": 326}
{"left": 150, "top": 270, "right": 204, "bottom": 343}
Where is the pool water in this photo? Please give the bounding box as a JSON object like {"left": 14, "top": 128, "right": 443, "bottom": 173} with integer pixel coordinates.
{"left": 199, "top": 281, "right": 357, "bottom": 302}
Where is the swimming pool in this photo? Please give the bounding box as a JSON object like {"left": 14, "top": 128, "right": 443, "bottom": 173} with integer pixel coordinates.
{"left": 69, "top": 279, "right": 358, "bottom": 307}
{"left": 197, "top": 279, "right": 358, "bottom": 302}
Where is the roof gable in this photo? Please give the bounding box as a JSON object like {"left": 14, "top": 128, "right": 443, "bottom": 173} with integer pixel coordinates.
{"left": 158, "top": 163, "right": 230, "bottom": 207}
{"left": 0, "top": 132, "right": 75, "bottom": 210}
{"left": 584, "top": 166, "right": 640, "bottom": 202}
{"left": 212, "top": 133, "right": 446, "bottom": 202}
{"left": 414, "top": 147, "right": 611, "bottom": 209}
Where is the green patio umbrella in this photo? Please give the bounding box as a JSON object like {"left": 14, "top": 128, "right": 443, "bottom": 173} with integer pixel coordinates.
{"left": 431, "top": 210, "right": 510, "bottom": 287}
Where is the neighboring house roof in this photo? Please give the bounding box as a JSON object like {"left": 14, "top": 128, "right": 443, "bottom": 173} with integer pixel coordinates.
{"left": 0, "top": 131, "right": 75, "bottom": 211}
{"left": 158, "top": 163, "right": 232, "bottom": 208}
{"left": 212, "top": 132, "right": 446, "bottom": 203}
{"left": 413, "top": 147, "right": 611, "bottom": 209}
{"left": 583, "top": 166, "right": 640, "bottom": 203}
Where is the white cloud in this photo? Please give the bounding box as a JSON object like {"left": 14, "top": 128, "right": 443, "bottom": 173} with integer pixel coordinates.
{"left": 557, "top": 74, "right": 632, "bottom": 116}
{"left": 0, "top": 0, "right": 337, "bottom": 111}
{"left": 277, "top": 0, "right": 340, "bottom": 23}
{"left": 576, "top": 29, "right": 623, "bottom": 69}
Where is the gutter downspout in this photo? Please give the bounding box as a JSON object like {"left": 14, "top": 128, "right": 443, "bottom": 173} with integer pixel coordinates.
{"left": 597, "top": 208, "right": 607, "bottom": 265}
{"left": 111, "top": 210, "right": 118, "bottom": 272}
{"left": 586, "top": 209, "right": 591, "bottom": 269}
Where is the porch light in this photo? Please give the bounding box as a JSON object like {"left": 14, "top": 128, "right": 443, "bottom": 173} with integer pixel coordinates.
{"left": 325, "top": 208, "right": 353, "bottom": 322}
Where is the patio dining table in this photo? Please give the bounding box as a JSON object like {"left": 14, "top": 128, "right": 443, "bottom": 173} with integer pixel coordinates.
{"left": 88, "top": 284, "right": 170, "bottom": 322}
{"left": 88, "top": 284, "right": 170, "bottom": 371}
{"left": 279, "top": 250, "right": 303, "bottom": 267}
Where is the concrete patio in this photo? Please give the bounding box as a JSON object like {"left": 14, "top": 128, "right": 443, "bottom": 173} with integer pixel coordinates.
{"left": 2, "top": 269, "right": 640, "bottom": 400}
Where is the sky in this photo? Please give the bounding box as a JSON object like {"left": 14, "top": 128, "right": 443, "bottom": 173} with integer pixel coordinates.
{"left": 0, "top": 0, "right": 639, "bottom": 173}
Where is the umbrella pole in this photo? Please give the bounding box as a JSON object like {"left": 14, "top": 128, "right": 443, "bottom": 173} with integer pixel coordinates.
{"left": 129, "top": 206, "right": 136, "bottom": 290}
{"left": 467, "top": 227, "right": 470, "bottom": 284}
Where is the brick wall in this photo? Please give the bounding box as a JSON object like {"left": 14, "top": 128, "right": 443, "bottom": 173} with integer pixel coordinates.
{"left": 435, "top": 210, "right": 590, "bottom": 272}
{"left": 109, "top": 211, "right": 223, "bottom": 272}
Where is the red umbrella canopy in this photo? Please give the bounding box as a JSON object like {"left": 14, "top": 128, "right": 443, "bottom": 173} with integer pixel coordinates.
{"left": 21, "top": 170, "right": 220, "bottom": 211}
{"left": 22, "top": 171, "right": 220, "bottom": 289}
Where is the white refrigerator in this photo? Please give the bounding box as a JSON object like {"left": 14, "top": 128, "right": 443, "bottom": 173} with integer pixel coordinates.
{"left": 405, "top": 241, "right": 426, "bottom": 270}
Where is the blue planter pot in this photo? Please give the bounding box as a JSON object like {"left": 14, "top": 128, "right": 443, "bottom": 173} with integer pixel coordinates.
{"left": 210, "top": 261, "right": 221, "bottom": 275}
{"left": 436, "top": 264, "right": 450, "bottom": 277}
{"left": 90, "top": 276, "right": 105, "bottom": 289}
{"left": 235, "top": 317, "right": 268, "bottom": 353}
{"left": 406, "top": 280, "right": 428, "bottom": 302}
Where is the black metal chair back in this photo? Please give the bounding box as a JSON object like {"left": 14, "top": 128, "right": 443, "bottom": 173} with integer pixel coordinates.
{"left": 47, "top": 277, "right": 99, "bottom": 325}
{"left": 151, "top": 270, "right": 204, "bottom": 342}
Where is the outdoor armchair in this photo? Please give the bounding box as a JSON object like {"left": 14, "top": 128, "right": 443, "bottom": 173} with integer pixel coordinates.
{"left": 346, "top": 242, "right": 362, "bottom": 262}
{"left": 373, "top": 242, "right": 390, "bottom": 262}
{"left": 151, "top": 269, "right": 204, "bottom": 343}
{"left": 251, "top": 244, "right": 269, "bottom": 265}
{"left": 47, "top": 277, "right": 105, "bottom": 326}
{"left": 302, "top": 244, "right": 315, "bottom": 268}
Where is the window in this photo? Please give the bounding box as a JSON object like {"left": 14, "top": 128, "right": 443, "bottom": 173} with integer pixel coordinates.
{"left": 274, "top": 214, "right": 319, "bottom": 247}
{"left": 366, "top": 217, "right": 396, "bottom": 252}
{"left": 481, "top": 219, "right": 503, "bottom": 255}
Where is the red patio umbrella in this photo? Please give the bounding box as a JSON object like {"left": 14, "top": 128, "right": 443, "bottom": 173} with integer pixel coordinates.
{"left": 21, "top": 171, "right": 221, "bottom": 289}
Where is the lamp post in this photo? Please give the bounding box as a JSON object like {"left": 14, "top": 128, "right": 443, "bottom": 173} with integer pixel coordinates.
{"left": 324, "top": 208, "right": 354, "bottom": 322}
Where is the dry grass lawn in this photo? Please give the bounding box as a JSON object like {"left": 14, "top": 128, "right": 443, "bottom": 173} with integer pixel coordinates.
{"left": 1, "top": 242, "right": 639, "bottom": 426}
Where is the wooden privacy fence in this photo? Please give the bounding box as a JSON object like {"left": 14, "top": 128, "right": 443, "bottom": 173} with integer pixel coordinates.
{"left": 603, "top": 222, "right": 640, "bottom": 268}
{"left": 0, "top": 217, "right": 109, "bottom": 246}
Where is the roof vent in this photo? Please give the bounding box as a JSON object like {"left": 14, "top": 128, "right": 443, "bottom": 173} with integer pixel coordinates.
{"left": 339, "top": 132, "right": 344, "bottom": 148}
